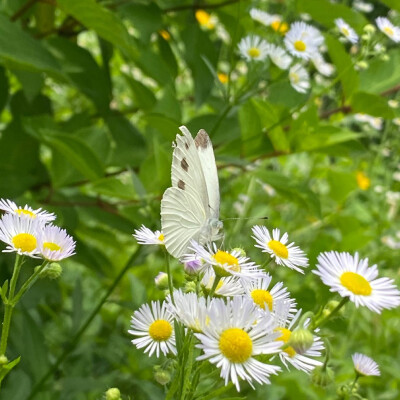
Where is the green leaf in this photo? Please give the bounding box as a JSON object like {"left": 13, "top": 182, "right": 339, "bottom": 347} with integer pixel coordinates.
{"left": 351, "top": 92, "right": 395, "bottom": 119}
{"left": 57, "top": 0, "right": 138, "bottom": 60}
{"left": 12, "top": 69, "right": 44, "bottom": 103}
{"left": 0, "top": 66, "right": 9, "bottom": 113}
{"left": 359, "top": 48, "right": 400, "bottom": 94}
{"left": 0, "top": 357, "right": 21, "bottom": 384}
{"left": 0, "top": 15, "right": 60, "bottom": 75}
{"left": 124, "top": 75, "right": 156, "bottom": 111}
{"left": 296, "top": 0, "right": 367, "bottom": 32}
{"left": 325, "top": 33, "right": 359, "bottom": 98}
{"left": 328, "top": 170, "right": 357, "bottom": 203}
{"left": 379, "top": 0, "right": 400, "bottom": 12}
{"left": 38, "top": 129, "right": 104, "bottom": 181}
{"left": 85, "top": 176, "right": 137, "bottom": 200}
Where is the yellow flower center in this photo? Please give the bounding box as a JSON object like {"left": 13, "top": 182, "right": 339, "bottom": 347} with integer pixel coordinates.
{"left": 247, "top": 47, "right": 261, "bottom": 58}
{"left": 16, "top": 209, "right": 36, "bottom": 218}
{"left": 268, "top": 240, "right": 289, "bottom": 259}
{"left": 340, "top": 272, "right": 372, "bottom": 296}
{"left": 251, "top": 289, "right": 273, "bottom": 310}
{"left": 384, "top": 26, "right": 394, "bottom": 37}
{"left": 158, "top": 233, "right": 165, "bottom": 242}
{"left": 43, "top": 242, "right": 61, "bottom": 251}
{"left": 213, "top": 250, "right": 239, "bottom": 266}
{"left": 219, "top": 328, "right": 253, "bottom": 363}
{"left": 148, "top": 319, "right": 173, "bottom": 341}
{"left": 294, "top": 40, "right": 306, "bottom": 52}
{"left": 341, "top": 27, "right": 350, "bottom": 37}
{"left": 356, "top": 171, "right": 370, "bottom": 190}
{"left": 290, "top": 72, "right": 300, "bottom": 84}
{"left": 271, "top": 20, "right": 289, "bottom": 34}
{"left": 12, "top": 233, "right": 37, "bottom": 253}
{"left": 159, "top": 30, "right": 170, "bottom": 41}
{"left": 218, "top": 73, "right": 228, "bottom": 84}
{"left": 195, "top": 10, "right": 215, "bottom": 29}
{"left": 275, "top": 327, "right": 296, "bottom": 357}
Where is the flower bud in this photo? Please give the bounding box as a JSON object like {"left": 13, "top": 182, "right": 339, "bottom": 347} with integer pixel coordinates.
{"left": 184, "top": 281, "right": 197, "bottom": 293}
{"left": 105, "top": 388, "right": 121, "bottom": 400}
{"left": 154, "top": 365, "right": 172, "bottom": 385}
{"left": 311, "top": 366, "right": 334, "bottom": 387}
{"left": 184, "top": 259, "right": 203, "bottom": 276}
{"left": 0, "top": 355, "right": 8, "bottom": 365}
{"left": 322, "top": 300, "right": 346, "bottom": 318}
{"left": 355, "top": 61, "right": 368, "bottom": 70}
{"left": 231, "top": 247, "right": 246, "bottom": 257}
{"left": 380, "top": 54, "right": 390, "bottom": 62}
{"left": 35, "top": 263, "right": 63, "bottom": 280}
{"left": 154, "top": 272, "right": 169, "bottom": 290}
{"left": 363, "top": 24, "right": 376, "bottom": 34}
{"left": 288, "top": 328, "right": 314, "bottom": 354}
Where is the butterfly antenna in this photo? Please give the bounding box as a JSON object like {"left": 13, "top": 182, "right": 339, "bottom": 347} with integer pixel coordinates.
{"left": 222, "top": 216, "right": 268, "bottom": 221}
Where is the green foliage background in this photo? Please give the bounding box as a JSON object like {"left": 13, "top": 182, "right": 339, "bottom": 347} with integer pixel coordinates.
{"left": 0, "top": 0, "right": 399, "bottom": 399}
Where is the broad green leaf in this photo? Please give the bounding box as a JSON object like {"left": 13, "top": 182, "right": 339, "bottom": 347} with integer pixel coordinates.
{"left": 124, "top": 75, "right": 156, "bottom": 110}
{"left": 0, "top": 15, "right": 60, "bottom": 74}
{"left": 359, "top": 49, "right": 400, "bottom": 94}
{"left": 85, "top": 176, "right": 136, "bottom": 200}
{"left": 57, "top": 0, "right": 138, "bottom": 60}
{"left": 142, "top": 113, "right": 180, "bottom": 142}
{"left": 328, "top": 170, "right": 358, "bottom": 203}
{"left": 296, "top": 0, "right": 367, "bottom": 31}
{"left": 157, "top": 34, "right": 178, "bottom": 78}
{"left": 0, "top": 66, "right": 9, "bottom": 113}
{"left": 380, "top": 0, "right": 400, "bottom": 12}
{"left": 325, "top": 33, "right": 359, "bottom": 98}
{"left": 351, "top": 92, "right": 395, "bottom": 119}
{"left": 12, "top": 69, "right": 44, "bottom": 103}
{"left": 38, "top": 129, "right": 104, "bottom": 181}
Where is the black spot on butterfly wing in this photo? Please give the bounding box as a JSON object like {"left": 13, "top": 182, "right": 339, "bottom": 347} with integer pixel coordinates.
{"left": 181, "top": 157, "right": 189, "bottom": 171}
{"left": 178, "top": 180, "right": 185, "bottom": 190}
{"left": 194, "top": 129, "right": 210, "bottom": 149}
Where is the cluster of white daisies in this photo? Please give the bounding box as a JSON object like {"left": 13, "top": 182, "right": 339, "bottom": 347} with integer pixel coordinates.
{"left": 131, "top": 224, "right": 399, "bottom": 390}
{"left": 0, "top": 199, "right": 75, "bottom": 262}
{"left": 236, "top": 8, "right": 400, "bottom": 94}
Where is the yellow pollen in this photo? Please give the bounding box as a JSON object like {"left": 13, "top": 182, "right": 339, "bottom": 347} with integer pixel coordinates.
{"left": 294, "top": 40, "right": 306, "bottom": 52}
{"left": 251, "top": 289, "right": 273, "bottom": 310}
{"left": 43, "top": 242, "right": 61, "bottom": 251}
{"left": 16, "top": 209, "right": 36, "bottom": 218}
{"left": 219, "top": 328, "right": 253, "bottom": 363}
{"left": 159, "top": 30, "right": 171, "bottom": 41}
{"left": 148, "top": 319, "right": 173, "bottom": 341}
{"left": 341, "top": 27, "right": 350, "bottom": 37}
{"left": 218, "top": 73, "right": 228, "bottom": 84}
{"left": 271, "top": 20, "right": 289, "bottom": 34}
{"left": 12, "top": 233, "right": 37, "bottom": 253}
{"left": 268, "top": 240, "right": 289, "bottom": 259}
{"left": 340, "top": 272, "right": 372, "bottom": 296}
{"left": 356, "top": 171, "right": 370, "bottom": 190}
{"left": 275, "top": 327, "right": 296, "bottom": 357}
{"left": 213, "top": 250, "right": 239, "bottom": 266}
{"left": 247, "top": 47, "right": 261, "bottom": 58}
{"left": 384, "top": 26, "right": 394, "bottom": 36}
{"left": 158, "top": 233, "right": 165, "bottom": 242}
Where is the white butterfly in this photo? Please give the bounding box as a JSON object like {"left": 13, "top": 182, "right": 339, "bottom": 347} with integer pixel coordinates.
{"left": 161, "top": 126, "right": 223, "bottom": 258}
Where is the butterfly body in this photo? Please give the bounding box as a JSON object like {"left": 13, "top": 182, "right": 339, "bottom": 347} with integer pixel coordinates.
{"left": 161, "top": 126, "right": 223, "bottom": 258}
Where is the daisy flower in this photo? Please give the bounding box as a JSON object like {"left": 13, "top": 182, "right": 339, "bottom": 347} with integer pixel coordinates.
{"left": 353, "top": 1, "right": 373, "bottom": 13}
{"left": 195, "top": 10, "right": 217, "bottom": 30}
{"left": 376, "top": 17, "right": 400, "bottom": 43}
{"left": 289, "top": 64, "right": 310, "bottom": 94}
{"left": 129, "top": 301, "right": 176, "bottom": 358}
{"left": 284, "top": 22, "right": 320, "bottom": 59}
{"left": 354, "top": 113, "right": 383, "bottom": 130}
{"left": 352, "top": 353, "right": 380, "bottom": 376}
{"left": 250, "top": 9, "right": 289, "bottom": 34}
{"left": 188, "top": 240, "right": 266, "bottom": 281}
{"left": 133, "top": 225, "right": 164, "bottom": 245}
{"left": 0, "top": 213, "right": 42, "bottom": 257}
{"left": 201, "top": 269, "right": 245, "bottom": 297}
{"left": 166, "top": 290, "right": 212, "bottom": 333}
{"left": 243, "top": 275, "right": 296, "bottom": 314}
{"left": 274, "top": 303, "right": 324, "bottom": 373}
{"left": 311, "top": 54, "right": 335, "bottom": 77}
{"left": 268, "top": 44, "right": 292, "bottom": 70}
{"left": 0, "top": 198, "right": 55, "bottom": 223}
{"left": 37, "top": 224, "right": 76, "bottom": 261}
{"left": 238, "top": 35, "right": 269, "bottom": 62}
{"left": 335, "top": 18, "right": 359, "bottom": 43}
{"left": 313, "top": 251, "right": 400, "bottom": 313}
{"left": 252, "top": 226, "right": 309, "bottom": 273}
{"left": 195, "top": 296, "right": 282, "bottom": 391}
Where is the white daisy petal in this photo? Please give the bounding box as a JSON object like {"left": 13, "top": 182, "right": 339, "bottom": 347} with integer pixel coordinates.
{"left": 238, "top": 35, "right": 269, "bottom": 62}
{"left": 335, "top": 18, "right": 359, "bottom": 43}
{"left": 133, "top": 225, "right": 164, "bottom": 245}
{"left": 376, "top": 17, "right": 400, "bottom": 43}
{"left": 352, "top": 353, "right": 380, "bottom": 376}
{"left": 0, "top": 198, "right": 55, "bottom": 222}
{"left": 37, "top": 224, "right": 76, "bottom": 261}
{"left": 284, "top": 22, "right": 322, "bottom": 59}
{"left": 289, "top": 64, "right": 310, "bottom": 94}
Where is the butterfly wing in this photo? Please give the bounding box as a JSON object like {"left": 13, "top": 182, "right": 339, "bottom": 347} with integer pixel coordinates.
{"left": 161, "top": 126, "right": 211, "bottom": 258}
{"left": 194, "top": 129, "right": 220, "bottom": 219}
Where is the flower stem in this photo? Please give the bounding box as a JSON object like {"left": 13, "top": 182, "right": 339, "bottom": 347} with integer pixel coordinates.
{"left": 0, "top": 254, "right": 23, "bottom": 356}
{"left": 13, "top": 261, "right": 49, "bottom": 305}
{"left": 208, "top": 275, "right": 221, "bottom": 298}
{"left": 313, "top": 297, "right": 349, "bottom": 329}
{"left": 165, "top": 252, "right": 175, "bottom": 305}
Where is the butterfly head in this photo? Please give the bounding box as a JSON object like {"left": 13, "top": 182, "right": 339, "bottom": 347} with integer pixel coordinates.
{"left": 209, "top": 218, "right": 223, "bottom": 241}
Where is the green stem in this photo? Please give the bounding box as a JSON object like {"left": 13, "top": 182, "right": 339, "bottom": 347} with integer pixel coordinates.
{"left": 12, "top": 261, "right": 49, "bottom": 305}
{"left": 0, "top": 254, "right": 24, "bottom": 356}
{"left": 313, "top": 297, "right": 349, "bottom": 329}
{"left": 165, "top": 252, "right": 174, "bottom": 305}
{"left": 351, "top": 373, "right": 360, "bottom": 391}
{"left": 208, "top": 275, "right": 221, "bottom": 298}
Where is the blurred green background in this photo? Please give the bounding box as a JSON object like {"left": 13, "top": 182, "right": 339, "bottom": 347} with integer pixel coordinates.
{"left": 0, "top": 0, "right": 400, "bottom": 399}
